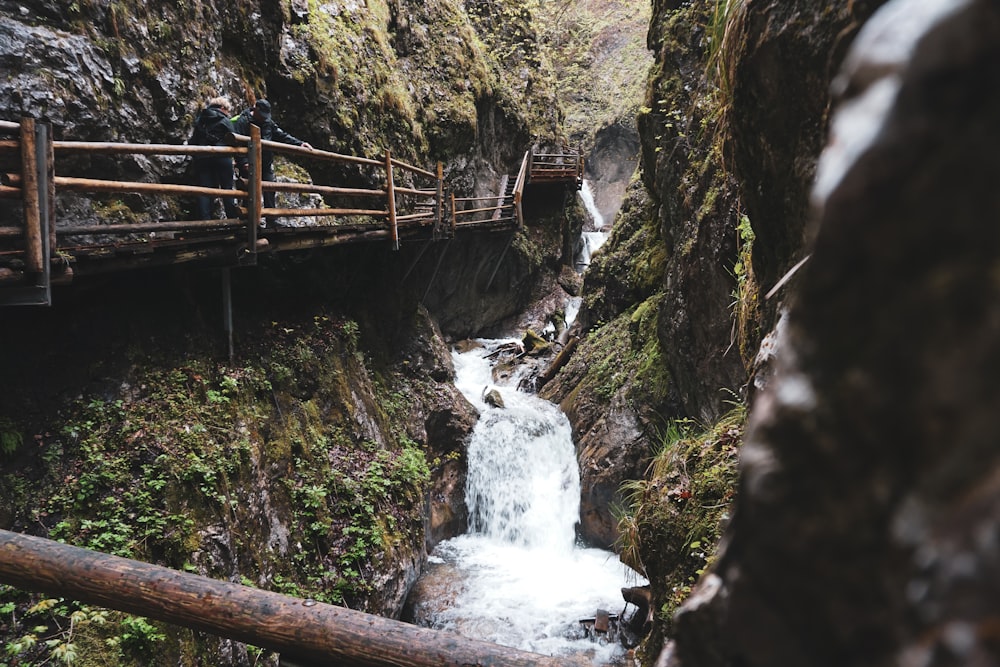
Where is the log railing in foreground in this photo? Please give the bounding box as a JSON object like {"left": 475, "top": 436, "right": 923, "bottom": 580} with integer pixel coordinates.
{"left": 0, "top": 529, "right": 589, "bottom": 667}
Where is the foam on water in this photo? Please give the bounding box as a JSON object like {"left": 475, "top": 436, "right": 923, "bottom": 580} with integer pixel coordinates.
{"left": 427, "top": 340, "right": 646, "bottom": 663}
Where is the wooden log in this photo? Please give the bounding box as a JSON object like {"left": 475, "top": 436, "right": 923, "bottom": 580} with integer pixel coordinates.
{"left": 43, "top": 123, "right": 55, "bottom": 256}
{"left": 450, "top": 191, "right": 456, "bottom": 235}
{"left": 260, "top": 207, "right": 388, "bottom": 218}
{"left": 2, "top": 172, "right": 20, "bottom": 186}
{"left": 453, "top": 196, "right": 509, "bottom": 203}
{"left": 537, "top": 336, "right": 579, "bottom": 389}
{"left": 229, "top": 133, "right": 382, "bottom": 167}
{"left": 54, "top": 176, "right": 248, "bottom": 198}
{"left": 395, "top": 212, "right": 435, "bottom": 222}
{"left": 53, "top": 141, "right": 243, "bottom": 157}
{"left": 0, "top": 184, "right": 20, "bottom": 199}
{"left": 0, "top": 120, "right": 19, "bottom": 133}
{"left": 455, "top": 204, "right": 514, "bottom": 217}
{"left": 389, "top": 157, "right": 436, "bottom": 179}
{"left": 385, "top": 150, "right": 397, "bottom": 250}
{"left": 435, "top": 162, "right": 444, "bottom": 233}
{"left": 0, "top": 140, "right": 18, "bottom": 152}
{"left": 246, "top": 124, "right": 261, "bottom": 247}
{"left": 392, "top": 186, "right": 436, "bottom": 197}
{"left": 259, "top": 181, "right": 386, "bottom": 198}
{"left": 57, "top": 219, "right": 245, "bottom": 235}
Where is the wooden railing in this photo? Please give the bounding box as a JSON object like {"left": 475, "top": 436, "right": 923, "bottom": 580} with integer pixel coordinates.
{"left": 451, "top": 150, "right": 529, "bottom": 233}
{"left": 0, "top": 119, "right": 451, "bottom": 304}
{"left": 527, "top": 149, "right": 584, "bottom": 190}
{"left": 0, "top": 118, "right": 583, "bottom": 306}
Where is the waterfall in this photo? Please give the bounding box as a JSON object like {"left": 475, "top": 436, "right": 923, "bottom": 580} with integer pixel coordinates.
{"left": 457, "top": 342, "right": 581, "bottom": 552}
{"left": 576, "top": 180, "right": 609, "bottom": 272}
{"left": 421, "top": 340, "right": 645, "bottom": 663}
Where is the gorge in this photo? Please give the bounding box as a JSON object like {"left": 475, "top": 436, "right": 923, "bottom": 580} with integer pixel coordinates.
{"left": 2, "top": 1, "right": 1000, "bottom": 667}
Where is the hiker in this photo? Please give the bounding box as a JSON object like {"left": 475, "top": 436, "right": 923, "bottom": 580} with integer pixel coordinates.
{"left": 188, "top": 96, "right": 240, "bottom": 220}
{"left": 231, "top": 99, "right": 313, "bottom": 223}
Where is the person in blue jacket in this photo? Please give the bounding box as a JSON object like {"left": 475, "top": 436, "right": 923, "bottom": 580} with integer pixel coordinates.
{"left": 231, "top": 99, "right": 313, "bottom": 214}
{"left": 188, "top": 96, "right": 239, "bottom": 220}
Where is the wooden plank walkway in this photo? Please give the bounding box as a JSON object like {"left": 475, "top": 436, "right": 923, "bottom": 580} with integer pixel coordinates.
{"left": 0, "top": 118, "right": 583, "bottom": 306}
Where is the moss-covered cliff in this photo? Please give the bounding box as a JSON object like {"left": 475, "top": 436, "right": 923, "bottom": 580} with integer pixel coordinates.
{"left": 0, "top": 0, "right": 580, "bottom": 664}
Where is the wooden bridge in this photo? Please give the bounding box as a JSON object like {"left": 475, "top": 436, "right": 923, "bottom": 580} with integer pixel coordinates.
{"left": 0, "top": 117, "right": 583, "bottom": 307}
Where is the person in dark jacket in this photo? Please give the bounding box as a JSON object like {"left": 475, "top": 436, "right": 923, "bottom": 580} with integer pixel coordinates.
{"left": 188, "top": 96, "right": 239, "bottom": 220}
{"left": 231, "top": 99, "right": 313, "bottom": 214}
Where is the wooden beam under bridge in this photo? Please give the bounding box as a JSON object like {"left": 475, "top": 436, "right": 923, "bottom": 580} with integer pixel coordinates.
{"left": 0, "top": 529, "right": 589, "bottom": 667}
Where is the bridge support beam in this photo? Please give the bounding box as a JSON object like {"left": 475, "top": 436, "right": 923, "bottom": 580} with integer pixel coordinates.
{"left": 222, "top": 268, "right": 233, "bottom": 362}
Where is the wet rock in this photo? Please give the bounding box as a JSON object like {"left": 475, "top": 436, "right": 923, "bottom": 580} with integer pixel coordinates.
{"left": 400, "top": 558, "right": 468, "bottom": 626}
{"left": 667, "top": 1, "right": 1000, "bottom": 665}
{"left": 483, "top": 388, "right": 504, "bottom": 408}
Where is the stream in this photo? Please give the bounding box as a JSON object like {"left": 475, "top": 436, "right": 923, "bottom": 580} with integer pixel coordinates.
{"left": 412, "top": 342, "right": 645, "bottom": 664}
{"left": 405, "top": 179, "right": 636, "bottom": 663}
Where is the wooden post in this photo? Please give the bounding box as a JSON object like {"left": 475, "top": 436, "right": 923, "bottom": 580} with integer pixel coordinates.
{"left": 435, "top": 161, "right": 443, "bottom": 237}
{"left": 247, "top": 124, "right": 262, "bottom": 253}
{"left": 43, "top": 122, "right": 55, "bottom": 262}
{"left": 385, "top": 150, "right": 398, "bottom": 250}
{"left": 19, "top": 118, "right": 42, "bottom": 275}
{"left": 35, "top": 122, "right": 52, "bottom": 300}
{"left": 514, "top": 189, "right": 523, "bottom": 230}
{"left": 0, "top": 530, "right": 588, "bottom": 667}
{"left": 450, "top": 191, "right": 456, "bottom": 237}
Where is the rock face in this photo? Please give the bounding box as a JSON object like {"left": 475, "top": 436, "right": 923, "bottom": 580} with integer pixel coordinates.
{"left": 664, "top": 1, "right": 1000, "bottom": 665}
{"left": 727, "top": 1, "right": 886, "bottom": 298}
{"left": 0, "top": 3, "right": 579, "bottom": 663}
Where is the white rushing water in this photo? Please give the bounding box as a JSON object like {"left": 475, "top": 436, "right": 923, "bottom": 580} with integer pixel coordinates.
{"left": 577, "top": 180, "right": 609, "bottom": 272}
{"left": 428, "top": 340, "right": 645, "bottom": 663}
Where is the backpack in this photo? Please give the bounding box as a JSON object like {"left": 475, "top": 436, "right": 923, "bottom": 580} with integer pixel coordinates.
{"left": 192, "top": 107, "right": 231, "bottom": 146}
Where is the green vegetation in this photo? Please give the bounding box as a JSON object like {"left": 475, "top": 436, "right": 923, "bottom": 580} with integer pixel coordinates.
{"left": 0, "top": 593, "right": 152, "bottom": 667}
{"left": 532, "top": 0, "right": 653, "bottom": 143}
{"left": 0, "top": 311, "right": 433, "bottom": 665}
{"left": 731, "top": 213, "right": 759, "bottom": 365}
{"left": 0, "top": 419, "right": 20, "bottom": 457}
{"left": 615, "top": 406, "right": 745, "bottom": 660}
{"left": 705, "top": 0, "right": 746, "bottom": 120}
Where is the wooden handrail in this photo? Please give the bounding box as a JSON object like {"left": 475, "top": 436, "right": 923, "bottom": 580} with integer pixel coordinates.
{"left": 54, "top": 142, "right": 244, "bottom": 157}
{"left": 0, "top": 117, "right": 554, "bottom": 297}
{"left": 229, "top": 132, "right": 383, "bottom": 167}
{"left": 455, "top": 204, "right": 514, "bottom": 217}
{"left": 390, "top": 157, "right": 437, "bottom": 179}
{"left": 261, "top": 207, "right": 389, "bottom": 218}
{"left": 55, "top": 176, "right": 249, "bottom": 199}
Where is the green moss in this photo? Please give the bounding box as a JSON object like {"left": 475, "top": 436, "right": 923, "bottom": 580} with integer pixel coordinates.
{"left": 532, "top": 0, "right": 652, "bottom": 144}
{"left": 563, "top": 294, "right": 671, "bottom": 409}
{"left": 617, "top": 406, "right": 746, "bottom": 665}
{"left": 0, "top": 309, "right": 437, "bottom": 663}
